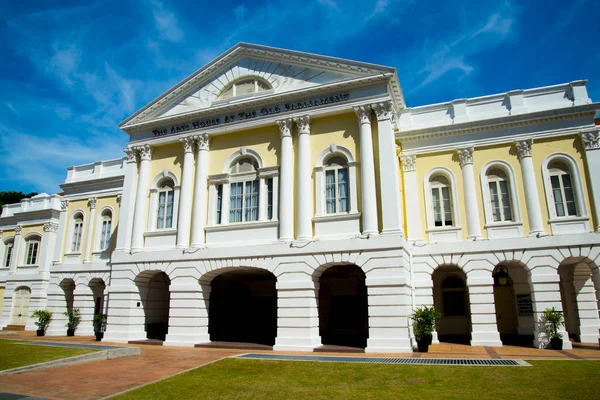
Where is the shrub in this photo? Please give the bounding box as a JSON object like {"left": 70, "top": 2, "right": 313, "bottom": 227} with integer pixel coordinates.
{"left": 31, "top": 309, "right": 53, "bottom": 333}
{"left": 410, "top": 306, "right": 440, "bottom": 341}
{"left": 93, "top": 314, "right": 107, "bottom": 333}
{"left": 542, "top": 307, "right": 564, "bottom": 339}
{"left": 64, "top": 308, "right": 82, "bottom": 331}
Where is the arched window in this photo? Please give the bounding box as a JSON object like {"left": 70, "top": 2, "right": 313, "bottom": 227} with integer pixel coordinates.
{"left": 24, "top": 235, "right": 41, "bottom": 266}
{"left": 548, "top": 160, "right": 577, "bottom": 217}
{"left": 156, "top": 178, "right": 175, "bottom": 229}
{"left": 3, "top": 239, "right": 14, "bottom": 268}
{"left": 229, "top": 157, "right": 259, "bottom": 223}
{"left": 430, "top": 175, "right": 454, "bottom": 227}
{"left": 486, "top": 168, "right": 513, "bottom": 222}
{"left": 324, "top": 156, "right": 349, "bottom": 214}
{"left": 99, "top": 209, "right": 112, "bottom": 251}
{"left": 217, "top": 77, "right": 271, "bottom": 100}
{"left": 441, "top": 275, "right": 467, "bottom": 316}
{"left": 71, "top": 213, "right": 84, "bottom": 252}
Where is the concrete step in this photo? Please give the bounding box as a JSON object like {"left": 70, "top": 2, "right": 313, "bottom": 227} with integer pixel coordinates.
{"left": 314, "top": 344, "right": 365, "bottom": 353}
{"left": 2, "top": 325, "right": 26, "bottom": 331}
{"left": 195, "top": 341, "right": 273, "bottom": 351}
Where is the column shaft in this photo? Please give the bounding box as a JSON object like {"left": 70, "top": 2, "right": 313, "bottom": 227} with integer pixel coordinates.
{"left": 580, "top": 130, "right": 600, "bottom": 231}
{"left": 40, "top": 222, "right": 58, "bottom": 273}
{"left": 457, "top": 148, "right": 482, "bottom": 240}
{"left": 53, "top": 201, "right": 69, "bottom": 263}
{"left": 295, "top": 116, "right": 312, "bottom": 241}
{"left": 176, "top": 138, "right": 195, "bottom": 248}
{"left": 354, "top": 106, "right": 379, "bottom": 235}
{"left": 83, "top": 198, "right": 96, "bottom": 263}
{"left": 131, "top": 145, "right": 152, "bottom": 252}
{"left": 74, "top": 284, "right": 96, "bottom": 336}
{"left": 9, "top": 227, "right": 21, "bottom": 273}
{"left": 191, "top": 135, "right": 210, "bottom": 246}
{"left": 258, "top": 176, "right": 267, "bottom": 221}
{"left": 116, "top": 152, "right": 139, "bottom": 251}
{"left": 516, "top": 140, "right": 546, "bottom": 236}
{"left": 278, "top": 119, "right": 294, "bottom": 241}
{"left": 400, "top": 155, "right": 423, "bottom": 242}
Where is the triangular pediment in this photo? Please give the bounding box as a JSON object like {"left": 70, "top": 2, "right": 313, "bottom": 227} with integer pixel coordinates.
{"left": 120, "top": 43, "right": 404, "bottom": 129}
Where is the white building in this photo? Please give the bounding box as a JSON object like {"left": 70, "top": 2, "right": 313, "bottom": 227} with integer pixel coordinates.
{"left": 1, "top": 43, "right": 600, "bottom": 352}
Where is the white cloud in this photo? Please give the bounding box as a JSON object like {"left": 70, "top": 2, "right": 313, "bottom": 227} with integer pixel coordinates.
{"left": 234, "top": 4, "right": 249, "bottom": 22}
{"left": 366, "top": 0, "right": 389, "bottom": 21}
{"left": 48, "top": 43, "right": 81, "bottom": 87}
{"left": 151, "top": 0, "right": 184, "bottom": 43}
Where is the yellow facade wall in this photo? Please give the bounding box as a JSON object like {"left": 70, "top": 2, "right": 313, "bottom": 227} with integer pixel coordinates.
{"left": 87, "top": 196, "right": 121, "bottom": 255}
{"left": 18, "top": 224, "right": 44, "bottom": 266}
{"left": 63, "top": 199, "right": 89, "bottom": 262}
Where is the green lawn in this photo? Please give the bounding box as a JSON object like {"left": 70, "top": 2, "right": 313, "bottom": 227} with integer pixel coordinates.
{"left": 0, "top": 339, "right": 99, "bottom": 371}
{"left": 114, "top": 358, "right": 600, "bottom": 399}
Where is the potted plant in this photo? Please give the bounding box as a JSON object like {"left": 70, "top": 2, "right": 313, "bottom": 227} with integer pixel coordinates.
{"left": 31, "top": 309, "right": 53, "bottom": 337}
{"left": 93, "top": 314, "right": 107, "bottom": 341}
{"left": 64, "top": 308, "right": 81, "bottom": 336}
{"left": 410, "top": 306, "right": 440, "bottom": 352}
{"left": 543, "top": 307, "right": 565, "bottom": 350}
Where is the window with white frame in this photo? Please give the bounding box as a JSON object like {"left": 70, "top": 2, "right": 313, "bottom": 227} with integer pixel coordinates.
{"left": 156, "top": 178, "right": 175, "bottom": 229}
{"left": 24, "top": 235, "right": 41, "bottom": 265}
{"left": 486, "top": 168, "right": 513, "bottom": 222}
{"left": 324, "top": 156, "right": 349, "bottom": 214}
{"left": 99, "top": 210, "right": 112, "bottom": 251}
{"left": 229, "top": 157, "right": 259, "bottom": 223}
{"left": 430, "top": 175, "right": 454, "bottom": 227}
{"left": 3, "top": 239, "right": 14, "bottom": 267}
{"left": 548, "top": 161, "right": 577, "bottom": 217}
{"left": 217, "top": 77, "right": 271, "bottom": 100}
{"left": 71, "top": 213, "right": 84, "bottom": 252}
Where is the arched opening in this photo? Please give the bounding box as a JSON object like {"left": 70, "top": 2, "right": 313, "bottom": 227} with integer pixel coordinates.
{"left": 60, "top": 279, "right": 76, "bottom": 314}
{"left": 318, "top": 264, "right": 368, "bottom": 349}
{"left": 208, "top": 268, "right": 277, "bottom": 346}
{"left": 135, "top": 271, "right": 171, "bottom": 341}
{"left": 558, "top": 258, "right": 600, "bottom": 344}
{"left": 492, "top": 263, "right": 534, "bottom": 346}
{"left": 89, "top": 278, "right": 106, "bottom": 317}
{"left": 432, "top": 266, "right": 470, "bottom": 344}
{"left": 10, "top": 286, "right": 31, "bottom": 326}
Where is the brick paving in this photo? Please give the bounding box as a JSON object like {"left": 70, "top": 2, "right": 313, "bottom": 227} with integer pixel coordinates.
{"left": 1, "top": 331, "right": 599, "bottom": 400}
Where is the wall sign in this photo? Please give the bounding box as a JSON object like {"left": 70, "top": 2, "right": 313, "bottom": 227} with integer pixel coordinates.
{"left": 152, "top": 93, "right": 351, "bottom": 137}
{"left": 516, "top": 294, "right": 533, "bottom": 317}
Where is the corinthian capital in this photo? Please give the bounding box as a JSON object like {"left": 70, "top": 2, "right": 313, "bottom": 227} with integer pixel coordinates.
{"left": 14, "top": 225, "right": 22, "bottom": 235}
{"left": 277, "top": 118, "right": 293, "bottom": 139}
{"left": 456, "top": 147, "right": 474, "bottom": 167}
{"left": 88, "top": 197, "right": 97, "bottom": 209}
{"left": 400, "top": 154, "right": 416, "bottom": 172}
{"left": 294, "top": 115, "right": 311, "bottom": 135}
{"left": 180, "top": 136, "right": 195, "bottom": 153}
{"left": 515, "top": 139, "right": 533, "bottom": 160}
{"left": 354, "top": 105, "right": 372, "bottom": 125}
{"left": 135, "top": 145, "right": 152, "bottom": 161}
{"left": 196, "top": 133, "right": 210, "bottom": 150}
{"left": 123, "top": 147, "right": 137, "bottom": 163}
{"left": 44, "top": 222, "right": 59, "bottom": 232}
{"left": 60, "top": 199, "right": 69, "bottom": 211}
{"left": 580, "top": 129, "right": 600, "bottom": 150}
{"left": 371, "top": 101, "right": 394, "bottom": 121}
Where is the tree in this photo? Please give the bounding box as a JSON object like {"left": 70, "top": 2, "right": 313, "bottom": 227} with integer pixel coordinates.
{"left": 0, "top": 191, "right": 39, "bottom": 209}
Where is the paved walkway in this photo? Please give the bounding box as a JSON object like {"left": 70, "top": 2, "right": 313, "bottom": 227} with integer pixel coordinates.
{"left": 1, "top": 331, "right": 599, "bottom": 400}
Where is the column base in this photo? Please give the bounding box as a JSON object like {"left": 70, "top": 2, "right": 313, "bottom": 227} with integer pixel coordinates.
{"left": 380, "top": 228, "right": 403, "bottom": 236}
{"left": 164, "top": 333, "right": 210, "bottom": 347}
{"left": 279, "top": 237, "right": 294, "bottom": 243}
{"left": 467, "top": 235, "right": 484, "bottom": 241}
{"left": 470, "top": 339, "right": 503, "bottom": 347}
{"left": 366, "top": 338, "right": 412, "bottom": 353}
{"left": 360, "top": 231, "right": 379, "bottom": 238}
{"left": 274, "top": 336, "right": 321, "bottom": 351}
{"left": 528, "top": 230, "right": 548, "bottom": 237}
{"left": 130, "top": 248, "right": 143, "bottom": 254}
{"left": 295, "top": 236, "right": 313, "bottom": 242}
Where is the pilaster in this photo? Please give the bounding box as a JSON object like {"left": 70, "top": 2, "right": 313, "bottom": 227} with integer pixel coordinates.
{"left": 191, "top": 134, "right": 210, "bottom": 246}
{"left": 515, "top": 139, "right": 547, "bottom": 236}
{"left": 115, "top": 148, "right": 139, "bottom": 251}
{"left": 580, "top": 129, "right": 600, "bottom": 232}
{"left": 164, "top": 282, "right": 211, "bottom": 347}
{"left": 83, "top": 197, "right": 96, "bottom": 263}
{"left": 53, "top": 200, "right": 69, "bottom": 263}
{"left": 130, "top": 145, "right": 152, "bottom": 252}
{"left": 466, "top": 268, "right": 502, "bottom": 347}
{"left": 400, "top": 154, "right": 423, "bottom": 243}
{"left": 456, "top": 147, "right": 482, "bottom": 240}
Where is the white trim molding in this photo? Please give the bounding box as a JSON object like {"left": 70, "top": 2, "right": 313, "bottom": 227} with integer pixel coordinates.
{"left": 424, "top": 167, "right": 462, "bottom": 243}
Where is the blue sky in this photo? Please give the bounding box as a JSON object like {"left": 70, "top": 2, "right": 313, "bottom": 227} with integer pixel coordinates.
{"left": 0, "top": 0, "right": 598, "bottom": 194}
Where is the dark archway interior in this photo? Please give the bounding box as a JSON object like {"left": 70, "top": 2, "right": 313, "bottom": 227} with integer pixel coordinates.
{"left": 139, "top": 272, "right": 171, "bottom": 341}
{"left": 318, "top": 264, "right": 368, "bottom": 349}
{"left": 432, "top": 266, "right": 471, "bottom": 345}
{"left": 209, "top": 269, "right": 277, "bottom": 346}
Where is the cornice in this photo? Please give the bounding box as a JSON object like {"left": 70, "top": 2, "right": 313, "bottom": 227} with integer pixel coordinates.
{"left": 122, "top": 74, "right": 393, "bottom": 133}
{"left": 120, "top": 43, "right": 404, "bottom": 128}
{"left": 59, "top": 175, "right": 125, "bottom": 193}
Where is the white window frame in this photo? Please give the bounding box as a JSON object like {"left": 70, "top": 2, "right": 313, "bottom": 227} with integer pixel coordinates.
{"left": 424, "top": 167, "right": 461, "bottom": 242}
{"left": 22, "top": 234, "right": 41, "bottom": 266}
{"left": 480, "top": 161, "right": 523, "bottom": 239}
{"left": 95, "top": 207, "right": 114, "bottom": 252}
{"left": 314, "top": 145, "right": 358, "bottom": 217}
{"left": 541, "top": 153, "right": 589, "bottom": 234}
{"left": 147, "top": 170, "right": 180, "bottom": 232}
{"left": 66, "top": 210, "right": 86, "bottom": 255}
{"left": 227, "top": 157, "right": 260, "bottom": 223}
{"left": 2, "top": 238, "right": 14, "bottom": 268}
{"left": 217, "top": 77, "right": 272, "bottom": 100}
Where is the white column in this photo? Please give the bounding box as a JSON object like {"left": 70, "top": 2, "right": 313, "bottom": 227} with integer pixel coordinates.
{"left": 529, "top": 265, "right": 572, "bottom": 349}
{"left": 164, "top": 281, "right": 210, "bottom": 347}
{"left": 176, "top": 137, "right": 195, "bottom": 248}
{"left": 516, "top": 139, "right": 546, "bottom": 236}
{"left": 400, "top": 155, "right": 423, "bottom": 243}
{"left": 40, "top": 222, "right": 58, "bottom": 274}
{"left": 83, "top": 197, "right": 96, "bottom": 263}
{"left": 74, "top": 283, "right": 96, "bottom": 336}
{"left": 365, "top": 273, "right": 413, "bottom": 352}
{"left": 53, "top": 200, "right": 69, "bottom": 264}
{"left": 130, "top": 145, "right": 152, "bottom": 252}
{"left": 295, "top": 115, "right": 312, "bottom": 241}
{"left": 580, "top": 130, "right": 600, "bottom": 232}
{"left": 372, "top": 102, "right": 403, "bottom": 235}
{"left": 456, "top": 147, "right": 483, "bottom": 240}
{"left": 9, "top": 225, "right": 22, "bottom": 273}
{"left": 46, "top": 286, "right": 68, "bottom": 336}
{"left": 277, "top": 118, "right": 294, "bottom": 241}
{"left": 354, "top": 105, "right": 379, "bottom": 235}
{"left": 572, "top": 267, "right": 600, "bottom": 344}
{"left": 220, "top": 182, "right": 230, "bottom": 225}
{"left": 466, "top": 268, "right": 502, "bottom": 346}
{"left": 273, "top": 278, "right": 321, "bottom": 351}
{"left": 191, "top": 134, "right": 210, "bottom": 246}
{"left": 115, "top": 150, "right": 139, "bottom": 251}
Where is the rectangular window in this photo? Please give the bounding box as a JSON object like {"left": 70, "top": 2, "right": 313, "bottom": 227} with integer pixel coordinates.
{"left": 157, "top": 192, "right": 166, "bottom": 228}
{"left": 266, "top": 178, "right": 273, "bottom": 220}
{"left": 165, "top": 191, "right": 174, "bottom": 228}
{"left": 216, "top": 184, "right": 223, "bottom": 224}
{"left": 230, "top": 182, "right": 243, "bottom": 223}
{"left": 325, "top": 170, "right": 336, "bottom": 213}
{"left": 100, "top": 220, "right": 111, "bottom": 251}
{"left": 72, "top": 223, "right": 82, "bottom": 252}
{"left": 244, "top": 180, "right": 259, "bottom": 222}
{"left": 26, "top": 241, "right": 39, "bottom": 265}
{"left": 337, "top": 168, "right": 349, "bottom": 212}
{"left": 4, "top": 243, "right": 13, "bottom": 267}
{"left": 562, "top": 175, "right": 577, "bottom": 216}
{"left": 432, "top": 187, "right": 453, "bottom": 227}
{"left": 229, "top": 180, "right": 259, "bottom": 223}
{"left": 499, "top": 180, "right": 512, "bottom": 221}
